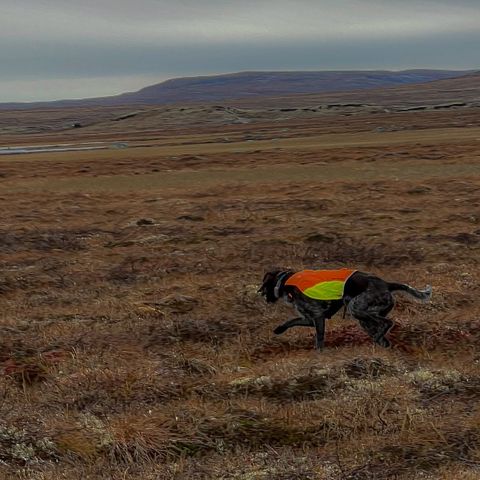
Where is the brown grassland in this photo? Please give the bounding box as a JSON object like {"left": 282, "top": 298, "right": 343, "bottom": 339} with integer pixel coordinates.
{"left": 1, "top": 99, "right": 480, "bottom": 479}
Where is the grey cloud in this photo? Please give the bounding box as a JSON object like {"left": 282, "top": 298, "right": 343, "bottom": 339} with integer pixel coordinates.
{"left": 2, "top": 32, "right": 478, "bottom": 80}
{"left": 0, "top": 0, "right": 478, "bottom": 101}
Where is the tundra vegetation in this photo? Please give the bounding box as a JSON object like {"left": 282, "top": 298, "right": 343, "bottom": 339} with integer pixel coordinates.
{"left": 1, "top": 92, "right": 480, "bottom": 478}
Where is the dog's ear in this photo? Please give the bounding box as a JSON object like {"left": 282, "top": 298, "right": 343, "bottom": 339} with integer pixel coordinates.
{"left": 258, "top": 271, "right": 274, "bottom": 293}
{"left": 258, "top": 270, "right": 292, "bottom": 303}
{"left": 258, "top": 270, "right": 279, "bottom": 294}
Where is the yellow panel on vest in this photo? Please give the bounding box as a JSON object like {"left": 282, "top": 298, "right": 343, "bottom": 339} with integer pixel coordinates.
{"left": 303, "top": 280, "right": 345, "bottom": 300}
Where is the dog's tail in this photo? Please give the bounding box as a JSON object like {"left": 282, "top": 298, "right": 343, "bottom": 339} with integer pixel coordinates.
{"left": 387, "top": 282, "right": 432, "bottom": 302}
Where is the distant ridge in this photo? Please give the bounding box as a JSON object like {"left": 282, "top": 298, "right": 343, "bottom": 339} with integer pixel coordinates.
{"left": 0, "top": 69, "right": 473, "bottom": 109}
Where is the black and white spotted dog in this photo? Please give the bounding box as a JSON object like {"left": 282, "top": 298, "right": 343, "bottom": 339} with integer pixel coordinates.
{"left": 258, "top": 269, "right": 432, "bottom": 350}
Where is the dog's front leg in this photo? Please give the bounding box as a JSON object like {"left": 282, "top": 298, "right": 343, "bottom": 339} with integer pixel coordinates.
{"left": 274, "top": 317, "right": 313, "bottom": 335}
{"left": 313, "top": 315, "right": 326, "bottom": 350}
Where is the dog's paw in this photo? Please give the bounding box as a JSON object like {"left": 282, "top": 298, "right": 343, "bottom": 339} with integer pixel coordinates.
{"left": 376, "top": 337, "right": 391, "bottom": 348}
{"left": 273, "top": 325, "right": 287, "bottom": 335}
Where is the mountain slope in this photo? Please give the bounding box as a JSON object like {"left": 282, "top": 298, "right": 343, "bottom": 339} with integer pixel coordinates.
{"left": 232, "top": 71, "right": 480, "bottom": 108}
{"left": 113, "top": 70, "right": 470, "bottom": 104}
{"left": 0, "top": 69, "right": 472, "bottom": 109}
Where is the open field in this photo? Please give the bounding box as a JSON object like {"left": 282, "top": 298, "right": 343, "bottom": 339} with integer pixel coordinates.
{"left": 2, "top": 73, "right": 480, "bottom": 143}
{"left": 1, "top": 101, "right": 480, "bottom": 479}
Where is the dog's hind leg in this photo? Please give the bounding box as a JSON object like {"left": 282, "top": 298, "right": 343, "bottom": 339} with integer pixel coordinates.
{"left": 348, "top": 288, "right": 395, "bottom": 347}
{"left": 354, "top": 314, "right": 392, "bottom": 347}
{"left": 274, "top": 317, "right": 313, "bottom": 335}
{"left": 369, "top": 315, "right": 394, "bottom": 347}
{"left": 377, "top": 316, "right": 394, "bottom": 345}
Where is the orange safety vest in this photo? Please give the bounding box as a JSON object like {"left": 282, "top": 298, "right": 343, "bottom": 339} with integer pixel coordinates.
{"left": 285, "top": 269, "right": 356, "bottom": 300}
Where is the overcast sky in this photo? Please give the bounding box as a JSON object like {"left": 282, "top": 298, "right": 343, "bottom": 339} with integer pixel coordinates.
{"left": 1, "top": 0, "right": 479, "bottom": 102}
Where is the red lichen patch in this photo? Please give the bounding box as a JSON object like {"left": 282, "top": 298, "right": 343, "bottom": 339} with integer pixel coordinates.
{"left": 325, "top": 325, "right": 371, "bottom": 348}
{"left": 1, "top": 348, "right": 69, "bottom": 386}
{"left": 3, "top": 358, "right": 49, "bottom": 386}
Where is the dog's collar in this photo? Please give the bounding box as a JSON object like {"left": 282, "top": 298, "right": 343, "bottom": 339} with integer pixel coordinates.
{"left": 274, "top": 271, "right": 290, "bottom": 299}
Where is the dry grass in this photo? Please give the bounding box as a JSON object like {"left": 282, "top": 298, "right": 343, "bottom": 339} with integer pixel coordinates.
{"left": 0, "top": 106, "right": 480, "bottom": 479}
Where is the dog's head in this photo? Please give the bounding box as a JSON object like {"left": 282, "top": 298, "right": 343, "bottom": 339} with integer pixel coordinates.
{"left": 258, "top": 269, "right": 292, "bottom": 303}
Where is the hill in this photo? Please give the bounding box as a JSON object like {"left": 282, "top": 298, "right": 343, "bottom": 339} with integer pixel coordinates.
{"left": 233, "top": 71, "right": 480, "bottom": 108}
{"left": 1, "top": 71, "right": 480, "bottom": 139}
{"left": 0, "top": 69, "right": 472, "bottom": 109}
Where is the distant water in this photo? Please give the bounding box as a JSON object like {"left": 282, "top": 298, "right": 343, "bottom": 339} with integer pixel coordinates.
{"left": 0, "top": 143, "right": 114, "bottom": 156}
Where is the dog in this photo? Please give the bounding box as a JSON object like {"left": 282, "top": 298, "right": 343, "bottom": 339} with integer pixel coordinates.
{"left": 258, "top": 268, "right": 432, "bottom": 350}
